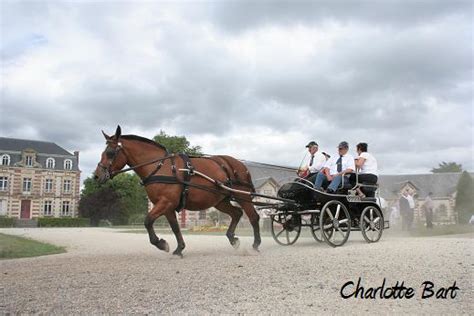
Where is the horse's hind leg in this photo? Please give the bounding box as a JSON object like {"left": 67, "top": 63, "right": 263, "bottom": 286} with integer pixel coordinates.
{"left": 144, "top": 200, "right": 174, "bottom": 253}
{"left": 165, "top": 211, "right": 186, "bottom": 257}
{"left": 215, "top": 199, "right": 243, "bottom": 249}
{"left": 239, "top": 201, "right": 261, "bottom": 251}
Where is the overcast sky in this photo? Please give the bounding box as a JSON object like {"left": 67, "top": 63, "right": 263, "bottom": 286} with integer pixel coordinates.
{"left": 1, "top": 0, "right": 472, "bottom": 182}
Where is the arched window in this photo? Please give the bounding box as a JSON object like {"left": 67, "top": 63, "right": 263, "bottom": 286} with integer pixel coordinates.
{"left": 46, "top": 158, "right": 55, "bottom": 169}
{"left": 64, "top": 159, "right": 73, "bottom": 170}
{"left": 1, "top": 154, "right": 10, "bottom": 166}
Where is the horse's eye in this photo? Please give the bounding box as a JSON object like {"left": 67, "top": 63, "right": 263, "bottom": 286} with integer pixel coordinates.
{"left": 105, "top": 148, "right": 115, "bottom": 159}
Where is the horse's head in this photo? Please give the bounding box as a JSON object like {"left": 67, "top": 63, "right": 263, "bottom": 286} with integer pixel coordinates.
{"left": 94, "top": 125, "right": 128, "bottom": 184}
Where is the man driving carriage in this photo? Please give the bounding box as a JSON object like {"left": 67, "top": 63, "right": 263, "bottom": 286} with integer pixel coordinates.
{"left": 313, "top": 141, "right": 355, "bottom": 194}
{"left": 297, "top": 140, "right": 326, "bottom": 183}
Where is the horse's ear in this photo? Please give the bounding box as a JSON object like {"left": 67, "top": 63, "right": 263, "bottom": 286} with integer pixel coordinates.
{"left": 102, "top": 130, "right": 111, "bottom": 140}
{"left": 115, "top": 125, "right": 122, "bottom": 139}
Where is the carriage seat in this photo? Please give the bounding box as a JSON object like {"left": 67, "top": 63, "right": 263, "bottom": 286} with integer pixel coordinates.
{"left": 359, "top": 183, "right": 378, "bottom": 198}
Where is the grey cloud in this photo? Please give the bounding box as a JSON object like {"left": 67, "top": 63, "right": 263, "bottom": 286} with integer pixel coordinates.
{"left": 0, "top": 1, "right": 472, "bottom": 178}
{"left": 210, "top": 0, "right": 471, "bottom": 32}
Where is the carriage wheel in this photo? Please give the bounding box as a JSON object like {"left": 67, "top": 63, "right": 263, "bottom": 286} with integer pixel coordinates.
{"left": 310, "top": 213, "right": 332, "bottom": 243}
{"left": 270, "top": 213, "right": 301, "bottom": 246}
{"left": 319, "top": 201, "right": 351, "bottom": 247}
{"left": 360, "top": 206, "right": 383, "bottom": 243}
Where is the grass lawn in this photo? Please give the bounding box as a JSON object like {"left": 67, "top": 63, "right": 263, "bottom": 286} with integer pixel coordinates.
{"left": 0, "top": 233, "right": 66, "bottom": 259}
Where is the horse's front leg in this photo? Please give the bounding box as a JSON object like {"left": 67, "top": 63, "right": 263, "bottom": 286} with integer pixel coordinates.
{"left": 144, "top": 200, "right": 174, "bottom": 253}
{"left": 165, "top": 211, "right": 186, "bottom": 258}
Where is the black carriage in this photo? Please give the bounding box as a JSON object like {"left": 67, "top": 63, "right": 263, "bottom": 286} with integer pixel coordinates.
{"left": 260, "top": 177, "right": 389, "bottom": 247}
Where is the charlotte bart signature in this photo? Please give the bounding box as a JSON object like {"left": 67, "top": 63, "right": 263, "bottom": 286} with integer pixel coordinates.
{"left": 340, "top": 277, "right": 459, "bottom": 299}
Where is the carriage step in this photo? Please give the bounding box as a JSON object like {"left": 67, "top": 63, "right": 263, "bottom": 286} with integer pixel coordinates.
{"left": 267, "top": 209, "right": 320, "bottom": 216}
{"left": 298, "top": 209, "right": 320, "bottom": 214}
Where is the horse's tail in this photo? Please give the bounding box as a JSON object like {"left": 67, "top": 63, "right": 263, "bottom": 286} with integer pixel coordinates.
{"left": 212, "top": 155, "right": 255, "bottom": 193}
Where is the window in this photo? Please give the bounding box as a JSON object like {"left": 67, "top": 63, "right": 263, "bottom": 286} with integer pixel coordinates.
{"left": 199, "top": 210, "right": 207, "bottom": 220}
{"left": 0, "top": 177, "right": 7, "bottom": 191}
{"left": 64, "top": 159, "right": 73, "bottom": 170}
{"left": 43, "top": 201, "right": 53, "bottom": 216}
{"left": 46, "top": 158, "right": 55, "bottom": 169}
{"left": 63, "top": 179, "right": 71, "bottom": 193}
{"left": 25, "top": 156, "right": 33, "bottom": 166}
{"left": 23, "top": 178, "right": 32, "bottom": 192}
{"left": 61, "top": 201, "right": 70, "bottom": 216}
{"left": 45, "top": 179, "right": 53, "bottom": 192}
{"left": 0, "top": 155, "right": 10, "bottom": 166}
{"left": 0, "top": 200, "right": 6, "bottom": 216}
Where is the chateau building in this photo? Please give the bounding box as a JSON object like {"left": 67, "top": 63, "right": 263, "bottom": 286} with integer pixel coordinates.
{"left": 0, "top": 137, "right": 81, "bottom": 219}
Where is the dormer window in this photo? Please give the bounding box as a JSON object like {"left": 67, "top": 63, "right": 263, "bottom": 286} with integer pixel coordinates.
{"left": 64, "top": 159, "right": 73, "bottom": 170}
{"left": 25, "top": 156, "right": 33, "bottom": 166}
{"left": 0, "top": 154, "right": 10, "bottom": 166}
{"left": 46, "top": 158, "right": 55, "bottom": 169}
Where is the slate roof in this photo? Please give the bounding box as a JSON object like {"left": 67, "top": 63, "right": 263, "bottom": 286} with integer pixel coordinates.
{"left": 243, "top": 160, "right": 297, "bottom": 185}
{"left": 242, "top": 160, "right": 472, "bottom": 199}
{"left": 0, "top": 137, "right": 73, "bottom": 156}
{"left": 0, "top": 137, "right": 79, "bottom": 171}
{"left": 377, "top": 173, "right": 473, "bottom": 199}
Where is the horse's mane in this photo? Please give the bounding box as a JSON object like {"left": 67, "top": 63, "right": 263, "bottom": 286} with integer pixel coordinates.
{"left": 121, "top": 135, "right": 169, "bottom": 153}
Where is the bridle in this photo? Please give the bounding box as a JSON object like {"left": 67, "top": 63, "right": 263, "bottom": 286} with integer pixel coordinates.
{"left": 97, "top": 140, "right": 123, "bottom": 180}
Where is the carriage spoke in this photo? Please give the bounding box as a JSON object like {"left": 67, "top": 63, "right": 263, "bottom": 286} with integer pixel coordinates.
{"left": 335, "top": 205, "right": 340, "bottom": 219}
{"left": 323, "top": 223, "right": 333, "bottom": 230}
{"left": 339, "top": 218, "right": 349, "bottom": 224}
{"left": 337, "top": 227, "right": 345, "bottom": 239}
{"left": 326, "top": 209, "right": 334, "bottom": 220}
{"left": 285, "top": 230, "right": 290, "bottom": 243}
{"left": 373, "top": 217, "right": 380, "bottom": 224}
{"left": 364, "top": 216, "right": 371, "bottom": 224}
{"left": 365, "top": 225, "right": 371, "bottom": 232}
{"left": 275, "top": 228, "right": 285, "bottom": 238}
{"left": 370, "top": 208, "right": 373, "bottom": 221}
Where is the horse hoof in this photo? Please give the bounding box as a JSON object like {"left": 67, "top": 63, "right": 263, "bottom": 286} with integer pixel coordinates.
{"left": 173, "top": 249, "right": 184, "bottom": 258}
{"left": 252, "top": 245, "right": 260, "bottom": 252}
{"left": 231, "top": 238, "right": 240, "bottom": 249}
{"left": 157, "top": 239, "right": 170, "bottom": 252}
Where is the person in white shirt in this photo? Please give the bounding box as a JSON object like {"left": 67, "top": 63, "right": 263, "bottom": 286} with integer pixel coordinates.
{"left": 297, "top": 141, "right": 326, "bottom": 182}
{"left": 350, "top": 142, "right": 378, "bottom": 197}
{"left": 314, "top": 141, "right": 355, "bottom": 193}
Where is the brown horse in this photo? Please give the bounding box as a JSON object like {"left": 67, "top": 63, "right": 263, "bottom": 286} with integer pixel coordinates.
{"left": 94, "top": 126, "right": 261, "bottom": 256}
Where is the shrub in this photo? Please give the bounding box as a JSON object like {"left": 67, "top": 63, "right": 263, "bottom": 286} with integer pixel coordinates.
{"left": 37, "top": 217, "right": 90, "bottom": 227}
{"left": 0, "top": 216, "right": 14, "bottom": 227}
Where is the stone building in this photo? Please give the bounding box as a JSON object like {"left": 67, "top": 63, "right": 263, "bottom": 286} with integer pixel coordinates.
{"left": 0, "top": 137, "right": 81, "bottom": 219}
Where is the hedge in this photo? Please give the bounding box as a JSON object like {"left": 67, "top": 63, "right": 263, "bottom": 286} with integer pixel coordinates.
{"left": 37, "top": 217, "right": 90, "bottom": 227}
{"left": 0, "top": 217, "right": 15, "bottom": 227}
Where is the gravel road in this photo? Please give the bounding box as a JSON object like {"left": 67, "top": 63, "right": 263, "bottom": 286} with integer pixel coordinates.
{"left": 0, "top": 227, "right": 472, "bottom": 314}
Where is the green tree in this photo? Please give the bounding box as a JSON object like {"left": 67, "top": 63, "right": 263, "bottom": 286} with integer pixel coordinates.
{"left": 431, "top": 161, "right": 463, "bottom": 173}
{"left": 454, "top": 171, "right": 474, "bottom": 224}
{"left": 153, "top": 130, "right": 203, "bottom": 155}
{"left": 79, "top": 173, "right": 148, "bottom": 225}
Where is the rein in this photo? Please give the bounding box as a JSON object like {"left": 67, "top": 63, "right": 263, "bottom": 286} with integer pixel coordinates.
{"left": 111, "top": 154, "right": 174, "bottom": 177}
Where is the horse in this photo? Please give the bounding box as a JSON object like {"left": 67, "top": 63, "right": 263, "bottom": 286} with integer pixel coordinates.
{"left": 94, "top": 126, "right": 261, "bottom": 257}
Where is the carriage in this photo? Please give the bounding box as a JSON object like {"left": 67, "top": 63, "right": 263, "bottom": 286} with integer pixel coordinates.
{"left": 258, "top": 177, "right": 390, "bottom": 247}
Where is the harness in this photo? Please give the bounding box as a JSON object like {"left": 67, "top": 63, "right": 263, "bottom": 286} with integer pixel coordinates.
{"left": 97, "top": 140, "right": 288, "bottom": 211}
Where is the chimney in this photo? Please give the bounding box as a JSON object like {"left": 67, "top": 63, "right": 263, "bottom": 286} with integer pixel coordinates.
{"left": 74, "top": 151, "right": 79, "bottom": 167}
